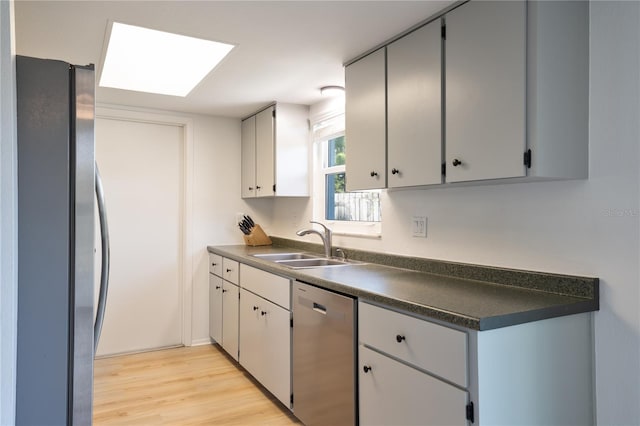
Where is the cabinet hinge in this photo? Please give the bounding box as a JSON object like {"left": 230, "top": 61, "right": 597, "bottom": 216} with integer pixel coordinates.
{"left": 290, "top": 318, "right": 293, "bottom": 328}
{"left": 272, "top": 109, "right": 276, "bottom": 118}
{"left": 290, "top": 393, "right": 294, "bottom": 404}
{"left": 441, "top": 24, "right": 446, "bottom": 40}
{"left": 524, "top": 149, "right": 532, "bottom": 168}
{"left": 466, "top": 402, "right": 474, "bottom": 423}
{"left": 273, "top": 184, "right": 276, "bottom": 193}
{"left": 441, "top": 162, "right": 446, "bottom": 176}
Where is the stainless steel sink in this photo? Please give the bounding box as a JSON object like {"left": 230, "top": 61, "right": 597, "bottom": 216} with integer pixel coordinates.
{"left": 252, "top": 252, "right": 364, "bottom": 269}
{"left": 275, "top": 258, "right": 363, "bottom": 269}
{"left": 252, "top": 252, "right": 321, "bottom": 261}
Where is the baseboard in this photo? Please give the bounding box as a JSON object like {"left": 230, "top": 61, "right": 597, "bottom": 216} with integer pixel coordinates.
{"left": 190, "top": 338, "right": 213, "bottom": 346}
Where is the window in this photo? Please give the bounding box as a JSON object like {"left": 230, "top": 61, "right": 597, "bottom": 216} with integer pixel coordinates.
{"left": 312, "top": 113, "right": 381, "bottom": 237}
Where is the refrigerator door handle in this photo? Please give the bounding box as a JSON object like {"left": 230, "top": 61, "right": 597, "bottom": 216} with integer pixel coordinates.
{"left": 94, "top": 162, "right": 110, "bottom": 352}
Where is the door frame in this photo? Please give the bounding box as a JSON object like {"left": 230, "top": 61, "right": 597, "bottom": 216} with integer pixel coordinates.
{"left": 95, "top": 104, "right": 195, "bottom": 347}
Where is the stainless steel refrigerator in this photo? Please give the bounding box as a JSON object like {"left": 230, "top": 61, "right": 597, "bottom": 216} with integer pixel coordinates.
{"left": 16, "top": 55, "right": 110, "bottom": 425}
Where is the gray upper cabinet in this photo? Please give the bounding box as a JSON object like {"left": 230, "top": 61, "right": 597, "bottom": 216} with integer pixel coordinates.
{"left": 445, "top": 0, "right": 526, "bottom": 183}
{"left": 241, "top": 115, "right": 256, "bottom": 198}
{"left": 387, "top": 20, "right": 442, "bottom": 188}
{"left": 344, "top": 0, "right": 588, "bottom": 189}
{"left": 255, "top": 106, "right": 275, "bottom": 197}
{"left": 345, "top": 48, "right": 386, "bottom": 191}
{"left": 525, "top": 0, "right": 589, "bottom": 180}
{"left": 241, "top": 103, "right": 309, "bottom": 198}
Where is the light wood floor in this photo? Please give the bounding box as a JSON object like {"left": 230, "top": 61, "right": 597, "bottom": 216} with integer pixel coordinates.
{"left": 93, "top": 344, "right": 302, "bottom": 425}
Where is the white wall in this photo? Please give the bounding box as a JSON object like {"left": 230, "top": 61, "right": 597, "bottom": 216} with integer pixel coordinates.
{"left": 190, "top": 113, "right": 253, "bottom": 343}
{"left": 0, "top": 0, "right": 17, "bottom": 423}
{"left": 267, "top": 2, "right": 640, "bottom": 424}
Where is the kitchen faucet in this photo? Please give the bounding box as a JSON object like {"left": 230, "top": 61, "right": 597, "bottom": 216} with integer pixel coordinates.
{"left": 296, "top": 221, "right": 332, "bottom": 258}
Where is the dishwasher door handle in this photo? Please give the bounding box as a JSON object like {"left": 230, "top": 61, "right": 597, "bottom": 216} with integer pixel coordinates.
{"left": 313, "top": 302, "right": 327, "bottom": 315}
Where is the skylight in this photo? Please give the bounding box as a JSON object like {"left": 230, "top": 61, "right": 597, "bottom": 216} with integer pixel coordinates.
{"left": 99, "top": 22, "right": 234, "bottom": 97}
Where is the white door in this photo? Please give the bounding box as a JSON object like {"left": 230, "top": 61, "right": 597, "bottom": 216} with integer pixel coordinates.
{"left": 95, "top": 117, "right": 183, "bottom": 356}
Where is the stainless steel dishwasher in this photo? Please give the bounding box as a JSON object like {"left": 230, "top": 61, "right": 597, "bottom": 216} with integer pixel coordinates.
{"left": 292, "top": 281, "right": 357, "bottom": 426}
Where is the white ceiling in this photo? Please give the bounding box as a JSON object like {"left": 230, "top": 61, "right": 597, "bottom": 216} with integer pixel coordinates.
{"left": 14, "top": 0, "right": 453, "bottom": 118}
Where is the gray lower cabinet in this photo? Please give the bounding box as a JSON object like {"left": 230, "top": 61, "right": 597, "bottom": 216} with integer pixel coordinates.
{"left": 208, "top": 254, "right": 239, "bottom": 361}
{"left": 359, "top": 300, "right": 595, "bottom": 425}
{"left": 208, "top": 274, "right": 223, "bottom": 343}
{"left": 209, "top": 256, "right": 594, "bottom": 425}
{"left": 239, "top": 288, "right": 291, "bottom": 407}
{"left": 359, "top": 346, "right": 467, "bottom": 426}
{"left": 359, "top": 301, "right": 469, "bottom": 426}
{"left": 237, "top": 264, "right": 292, "bottom": 408}
{"left": 221, "top": 280, "right": 239, "bottom": 361}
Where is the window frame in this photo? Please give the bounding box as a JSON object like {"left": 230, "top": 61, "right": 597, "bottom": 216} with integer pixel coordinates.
{"left": 312, "top": 127, "right": 381, "bottom": 238}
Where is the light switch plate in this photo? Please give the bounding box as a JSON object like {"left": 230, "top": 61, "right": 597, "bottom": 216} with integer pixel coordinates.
{"left": 411, "top": 216, "right": 427, "bottom": 237}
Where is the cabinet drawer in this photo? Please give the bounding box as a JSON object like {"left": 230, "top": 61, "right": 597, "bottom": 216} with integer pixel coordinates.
{"left": 359, "top": 302, "right": 468, "bottom": 388}
{"left": 222, "top": 258, "right": 239, "bottom": 284}
{"left": 240, "top": 264, "right": 290, "bottom": 310}
{"left": 209, "top": 253, "right": 223, "bottom": 276}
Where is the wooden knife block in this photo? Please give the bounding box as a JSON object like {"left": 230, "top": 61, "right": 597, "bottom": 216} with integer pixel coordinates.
{"left": 243, "top": 224, "right": 272, "bottom": 246}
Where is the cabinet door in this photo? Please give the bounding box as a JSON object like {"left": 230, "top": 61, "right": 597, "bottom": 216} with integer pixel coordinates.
{"left": 221, "top": 281, "right": 239, "bottom": 361}
{"left": 209, "top": 253, "right": 222, "bottom": 277}
{"left": 239, "top": 289, "right": 291, "bottom": 407}
{"left": 359, "top": 346, "right": 467, "bottom": 426}
{"left": 387, "top": 20, "right": 442, "bottom": 187}
{"left": 222, "top": 258, "right": 239, "bottom": 284}
{"left": 255, "top": 106, "right": 275, "bottom": 197}
{"left": 345, "top": 48, "right": 386, "bottom": 190}
{"left": 241, "top": 116, "right": 256, "bottom": 198}
{"left": 445, "top": 0, "right": 526, "bottom": 183}
{"left": 208, "top": 274, "right": 223, "bottom": 343}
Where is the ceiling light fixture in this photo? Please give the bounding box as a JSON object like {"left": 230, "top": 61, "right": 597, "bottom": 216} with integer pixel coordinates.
{"left": 99, "top": 22, "right": 234, "bottom": 97}
{"left": 320, "top": 86, "right": 345, "bottom": 97}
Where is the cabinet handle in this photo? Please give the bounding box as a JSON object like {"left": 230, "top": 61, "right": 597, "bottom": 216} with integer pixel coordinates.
{"left": 226, "top": 268, "right": 232, "bottom": 273}
{"left": 370, "top": 171, "right": 378, "bottom": 177}
{"left": 256, "top": 185, "right": 261, "bottom": 190}
{"left": 248, "top": 187, "right": 254, "bottom": 191}
{"left": 222, "top": 289, "right": 228, "bottom": 293}
{"left": 396, "top": 334, "right": 406, "bottom": 343}
{"left": 215, "top": 286, "right": 221, "bottom": 290}
{"left": 391, "top": 168, "right": 400, "bottom": 175}
{"left": 253, "top": 306, "right": 259, "bottom": 311}
{"left": 261, "top": 311, "right": 267, "bottom": 316}
{"left": 452, "top": 159, "right": 462, "bottom": 167}
{"left": 363, "top": 365, "right": 372, "bottom": 373}
{"left": 211, "top": 262, "right": 217, "bottom": 266}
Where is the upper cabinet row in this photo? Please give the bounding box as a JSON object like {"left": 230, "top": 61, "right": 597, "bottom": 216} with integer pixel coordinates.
{"left": 241, "top": 103, "right": 309, "bottom": 198}
{"left": 345, "top": 0, "right": 589, "bottom": 191}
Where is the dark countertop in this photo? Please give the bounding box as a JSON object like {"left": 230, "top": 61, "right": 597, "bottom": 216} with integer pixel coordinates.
{"left": 207, "top": 242, "right": 598, "bottom": 331}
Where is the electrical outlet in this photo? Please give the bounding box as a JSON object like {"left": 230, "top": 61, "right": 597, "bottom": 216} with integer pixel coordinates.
{"left": 411, "top": 216, "right": 427, "bottom": 237}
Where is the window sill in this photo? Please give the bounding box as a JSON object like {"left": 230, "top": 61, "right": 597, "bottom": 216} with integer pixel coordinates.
{"left": 332, "top": 231, "right": 382, "bottom": 240}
